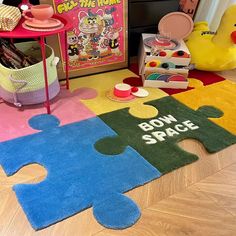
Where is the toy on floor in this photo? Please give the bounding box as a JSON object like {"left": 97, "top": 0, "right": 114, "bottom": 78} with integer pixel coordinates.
{"left": 106, "top": 83, "right": 149, "bottom": 102}
{"left": 139, "top": 12, "right": 193, "bottom": 89}
{"left": 0, "top": 114, "right": 161, "bottom": 230}
{"left": 186, "top": 4, "right": 236, "bottom": 71}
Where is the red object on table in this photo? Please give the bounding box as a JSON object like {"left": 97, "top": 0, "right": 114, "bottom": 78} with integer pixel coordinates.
{"left": 0, "top": 14, "right": 72, "bottom": 114}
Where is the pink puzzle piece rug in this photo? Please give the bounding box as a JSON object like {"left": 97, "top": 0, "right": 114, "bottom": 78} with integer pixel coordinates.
{"left": 0, "top": 88, "right": 96, "bottom": 142}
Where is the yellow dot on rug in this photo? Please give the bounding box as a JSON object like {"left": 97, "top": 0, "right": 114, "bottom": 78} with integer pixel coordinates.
{"left": 129, "top": 103, "right": 158, "bottom": 119}
{"left": 188, "top": 78, "right": 204, "bottom": 88}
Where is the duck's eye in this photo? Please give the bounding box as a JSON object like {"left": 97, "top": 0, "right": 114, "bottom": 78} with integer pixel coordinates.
{"left": 234, "top": 24, "right": 236, "bottom": 27}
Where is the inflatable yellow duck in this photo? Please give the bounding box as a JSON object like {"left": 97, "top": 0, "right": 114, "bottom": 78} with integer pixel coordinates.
{"left": 186, "top": 4, "right": 236, "bottom": 71}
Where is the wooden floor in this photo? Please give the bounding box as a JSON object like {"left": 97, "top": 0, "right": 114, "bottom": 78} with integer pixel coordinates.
{"left": 217, "top": 69, "right": 236, "bottom": 82}
{"left": 0, "top": 70, "right": 236, "bottom": 236}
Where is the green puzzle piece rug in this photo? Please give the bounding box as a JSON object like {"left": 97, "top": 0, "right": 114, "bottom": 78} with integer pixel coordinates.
{"left": 96, "top": 96, "right": 236, "bottom": 174}
{"left": 0, "top": 69, "right": 236, "bottom": 231}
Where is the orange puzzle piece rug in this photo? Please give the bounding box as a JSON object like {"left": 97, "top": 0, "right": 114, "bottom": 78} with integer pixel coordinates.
{"left": 0, "top": 68, "right": 236, "bottom": 230}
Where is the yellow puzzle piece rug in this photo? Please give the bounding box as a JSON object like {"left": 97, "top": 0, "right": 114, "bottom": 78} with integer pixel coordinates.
{"left": 173, "top": 80, "right": 236, "bottom": 134}
{"left": 70, "top": 69, "right": 168, "bottom": 118}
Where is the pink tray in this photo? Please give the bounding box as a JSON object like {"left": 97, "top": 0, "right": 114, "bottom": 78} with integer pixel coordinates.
{"left": 0, "top": 14, "right": 72, "bottom": 38}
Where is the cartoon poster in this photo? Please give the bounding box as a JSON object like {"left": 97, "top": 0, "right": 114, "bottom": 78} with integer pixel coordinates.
{"left": 43, "top": 0, "right": 128, "bottom": 78}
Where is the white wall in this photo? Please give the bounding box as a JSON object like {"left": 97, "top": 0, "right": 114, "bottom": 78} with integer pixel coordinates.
{"left": 194, "top": 0, "right": 236, "bottom": 31}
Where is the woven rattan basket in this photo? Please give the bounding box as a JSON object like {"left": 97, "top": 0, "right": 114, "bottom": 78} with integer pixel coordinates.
{"left": 0, "top": 4, "right": 21, "bottom": 31}
{"left": 0, "top": 41, "right": 60, "bottom": 106}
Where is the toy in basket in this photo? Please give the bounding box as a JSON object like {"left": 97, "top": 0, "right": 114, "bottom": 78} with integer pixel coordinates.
{"left": 138, "top": 12, "right": 194, "bottom": 89}
{"left": 0, "top": 41, "right": 60, "bottom": 106}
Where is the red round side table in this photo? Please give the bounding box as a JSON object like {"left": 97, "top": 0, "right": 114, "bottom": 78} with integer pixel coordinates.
{"left": 0, "top": 14, "right": 72, "bottom": 114}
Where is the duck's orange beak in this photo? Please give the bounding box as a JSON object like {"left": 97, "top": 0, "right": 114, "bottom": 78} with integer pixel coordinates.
{"left": 231, "top": 31, "right": 236, "bottom": 43}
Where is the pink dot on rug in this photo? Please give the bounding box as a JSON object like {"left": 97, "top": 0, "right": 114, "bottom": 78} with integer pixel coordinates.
{"left": 73, "top": 87, "right": 98, "bottom": 100}
{"left": 123, "top": 77, "right": 143, "bottom": 87}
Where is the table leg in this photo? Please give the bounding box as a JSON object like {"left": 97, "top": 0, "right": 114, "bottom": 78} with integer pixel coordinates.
{"left": 39, "top": 36, "right": 51, "bottom": 114}
{"left": 64, "top": 30, "right": 69, "bottom": 89}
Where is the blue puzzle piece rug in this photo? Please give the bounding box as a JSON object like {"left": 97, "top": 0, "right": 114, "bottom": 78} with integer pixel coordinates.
{"left": 0, "top": 114, "right": 161, "bottom": 230}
